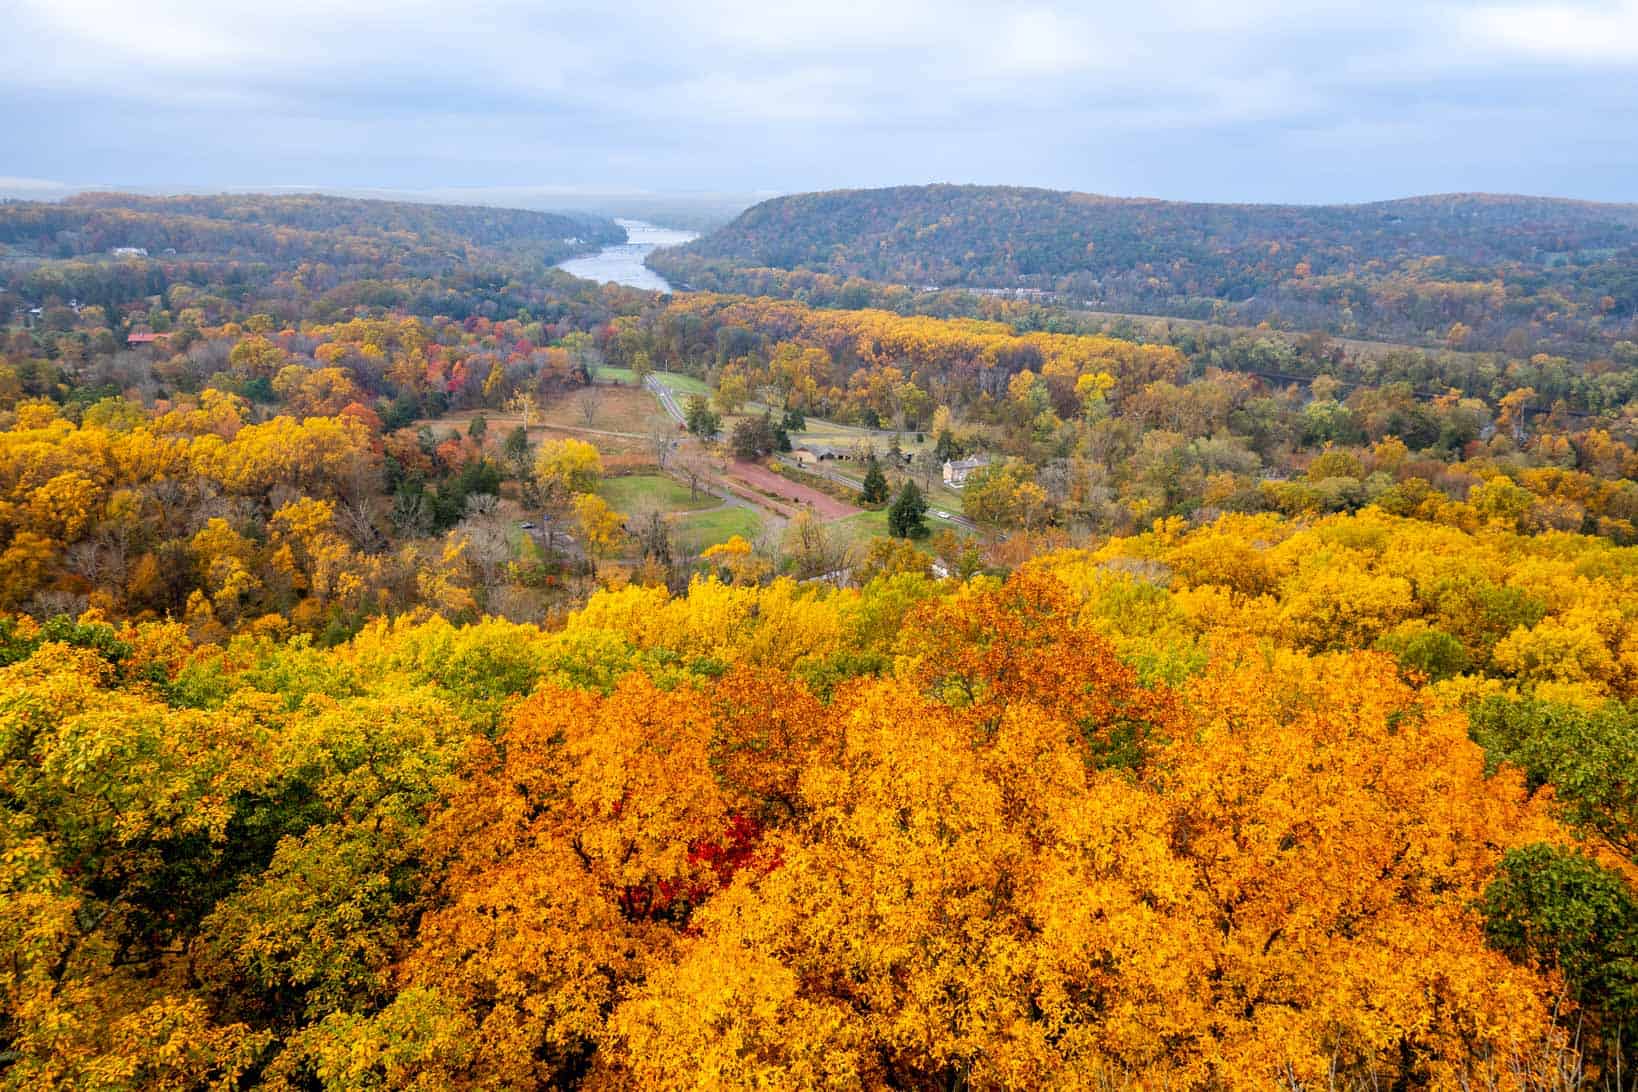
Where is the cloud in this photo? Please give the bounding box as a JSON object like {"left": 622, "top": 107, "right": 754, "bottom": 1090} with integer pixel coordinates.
{"left": 0, "top": 1, "right": 1634, "bottom": 201}
{"left": 1468, "top": 1, "right": 1638, "bottom": 62}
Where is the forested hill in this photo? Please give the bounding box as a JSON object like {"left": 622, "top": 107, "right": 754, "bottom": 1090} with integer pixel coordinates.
{"left": 651, "top": 184, "right": 1638, "bottom": 355}
{"left": 0, "top": 192, "right": 624, "bottom": 266}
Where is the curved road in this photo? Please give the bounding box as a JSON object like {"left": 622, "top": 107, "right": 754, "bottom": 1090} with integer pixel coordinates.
{"left": 645, "top": 374, "right": 686, "bottom": 425}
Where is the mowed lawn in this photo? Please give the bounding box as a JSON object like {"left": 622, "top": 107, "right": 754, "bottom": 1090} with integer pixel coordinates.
{"left": 835, "top": 507, "right": 966, "bottom": 545}
{"left": 648, "top": 371, "right": 712, "bottom": 397}
{"left": 600, "top": 474, "right": 719, "bottom": 515}
{"left": 596, "top": 367, "right": 710, "bottom": 396}
{"left": 676, "top": 507, "right": 763, "bottom": 554}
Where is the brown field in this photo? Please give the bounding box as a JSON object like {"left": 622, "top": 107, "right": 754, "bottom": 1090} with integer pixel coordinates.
{"left": 724, "top": 460, "right": 859, "bottom": 520}
{"left": 535, "top": 385, "right": 674, "bottom": 435}
{"left": 418, "top": 386, "right": 681, "bottom": 459}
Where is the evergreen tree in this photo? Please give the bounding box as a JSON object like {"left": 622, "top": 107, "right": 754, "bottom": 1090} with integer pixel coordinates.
{"left": 501, "top": 426, "right": 530, "bottom": 473}
{"left": 860, "top": 457, "right": 890, "bottom": 505}
{"left": 684, "top": 395, "right": 721, "bottom": 439}
{"left": 887, "top": 479, "right": 929, "bottom": 538}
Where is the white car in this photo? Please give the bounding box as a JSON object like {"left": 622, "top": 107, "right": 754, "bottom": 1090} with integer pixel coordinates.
{"left": 931, "top": 509, "right": 950, "bottom": 520}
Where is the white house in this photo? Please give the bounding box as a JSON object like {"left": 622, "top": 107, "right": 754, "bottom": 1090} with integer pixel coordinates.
{"left": 942, "top": 456, "right": 990, "bottom": 488}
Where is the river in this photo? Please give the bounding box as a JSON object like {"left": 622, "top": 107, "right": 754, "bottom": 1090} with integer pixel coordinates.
{"left": 555, "top": 218, "right": 698, "bottom": 292}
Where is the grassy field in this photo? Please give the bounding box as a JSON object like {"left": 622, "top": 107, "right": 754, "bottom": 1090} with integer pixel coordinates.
{"left": 791, "top": 420, "right": 932, "bottom": 459}
{"left": 834, "top": 507, "right": 965, "bottom": 545}
{"left": 676, "top": 506, "right": 763, "bottom": 554}
{"left": 601, "top": 474, "right": 719, "bottom": 515}
{"left": 648, "top": 371, "right": 712, "bottom": 396}
{"left": 595, "top": 366, "right": 702, "bottom": 389}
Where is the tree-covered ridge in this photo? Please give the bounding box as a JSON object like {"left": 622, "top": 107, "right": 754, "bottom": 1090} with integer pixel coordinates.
{"left": 652, "top": 184, "right": 1638, "bottom": 356}
{"left": 0, "top": 192, "right": 623, "bottom": 267}
{"left": 3, "top": 508, "right": 1636, "bottom": 1088}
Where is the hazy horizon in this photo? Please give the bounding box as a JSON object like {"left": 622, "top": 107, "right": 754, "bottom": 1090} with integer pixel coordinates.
{"left": 6, "top": 180, "right": 1638, "bottom": 221}
{"left": 5, "top": 1, "right": 1637, "bottom": 206}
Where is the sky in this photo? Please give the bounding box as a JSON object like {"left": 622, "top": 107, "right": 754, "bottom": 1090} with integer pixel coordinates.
{"left": 2, "top": 0, "right": 1636, "bottom": 207}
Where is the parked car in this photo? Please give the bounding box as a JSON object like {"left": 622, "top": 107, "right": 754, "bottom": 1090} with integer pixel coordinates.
{"left": 520, "top": 521, "right": 535, "bottom": 529}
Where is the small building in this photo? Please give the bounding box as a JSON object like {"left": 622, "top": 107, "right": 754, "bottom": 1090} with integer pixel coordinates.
{"left": 942, "top": 456, "right": 990, "bottom": 488}
{"left": 127, "top": 331, "right": 167, "bottom": 348}
{"left": 112, "top": 247, "right": 149, "bottom": 258}
{"left": 791, "top": 444, "right": 847, "bottom": 466}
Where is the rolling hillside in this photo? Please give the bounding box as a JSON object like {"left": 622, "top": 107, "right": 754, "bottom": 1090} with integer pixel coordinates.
{"left": 651, "top": 185, "right": 1638, "bottom": 355}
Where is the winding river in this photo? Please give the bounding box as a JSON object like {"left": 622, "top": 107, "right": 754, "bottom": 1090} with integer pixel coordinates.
{"left": 555, "top": 218, "right": 698, "bottom": 292}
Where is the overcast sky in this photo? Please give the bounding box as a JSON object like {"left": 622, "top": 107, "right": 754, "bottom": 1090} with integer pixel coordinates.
{"left": 3, "top": 0, "right": 1636, "bottom": 205}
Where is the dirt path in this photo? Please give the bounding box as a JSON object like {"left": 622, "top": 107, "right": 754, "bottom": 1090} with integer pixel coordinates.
{"left": 725, "top": 460, "right": 859, "bottom": 520}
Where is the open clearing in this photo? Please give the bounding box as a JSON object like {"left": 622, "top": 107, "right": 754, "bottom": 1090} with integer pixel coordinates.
{"left": 537, "top": 384, "right": 673, "bottom": 435}
{"left": 598, "top": 368, "right": 711, "bottom": 396}
{"left": 601, "top": 474, "right": 719, "bottom": 515}
{"left": 835, "top": 508, "right": 967, "bottom": 545}
{"left": 675, "top": 507, "right": 764, "bottom": 553}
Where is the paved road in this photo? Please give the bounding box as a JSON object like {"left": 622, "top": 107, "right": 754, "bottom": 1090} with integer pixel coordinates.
{"left": 645, "top": 374, "right": 686, "bottom": 425}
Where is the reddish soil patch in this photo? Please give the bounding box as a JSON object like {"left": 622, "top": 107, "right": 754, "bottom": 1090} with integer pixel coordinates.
{"left": 725, "top": 460, "right": 859, "bottom": 519}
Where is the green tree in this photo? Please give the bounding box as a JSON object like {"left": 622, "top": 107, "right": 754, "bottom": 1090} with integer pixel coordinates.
{"left": 887, "top": 479, "right": 928, "bottom": 539}
{"left": 859, "top": 457, "right": 890, "bottom": 505}
{"left": 502, "top": 425, "right": 530, "bottom": 473}
{"left": 684, "top": 395, "right": 720, "bottom": 439}
{"left": 1468, "top": 697, "right": 1638, "bottom": 860}
{"left": 1483, "top": 844, "right": 1638, "bottom": 1075}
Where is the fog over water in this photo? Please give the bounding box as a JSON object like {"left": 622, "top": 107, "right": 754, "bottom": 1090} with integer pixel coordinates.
{"left": 556, "top": 219, "right": 698, "bottom": 292}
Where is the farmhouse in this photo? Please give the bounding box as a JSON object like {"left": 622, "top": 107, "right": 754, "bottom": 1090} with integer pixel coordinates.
{"left": 942, "top": 456, "right": 990, "bottom": 487}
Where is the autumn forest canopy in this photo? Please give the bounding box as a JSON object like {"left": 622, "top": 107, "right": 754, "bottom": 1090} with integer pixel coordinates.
{"left": 2, "top": 187, "right": 1638, "bottom": 1090}
{"left": 655, "top": 184, "right": 1638, "bottom": 359}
